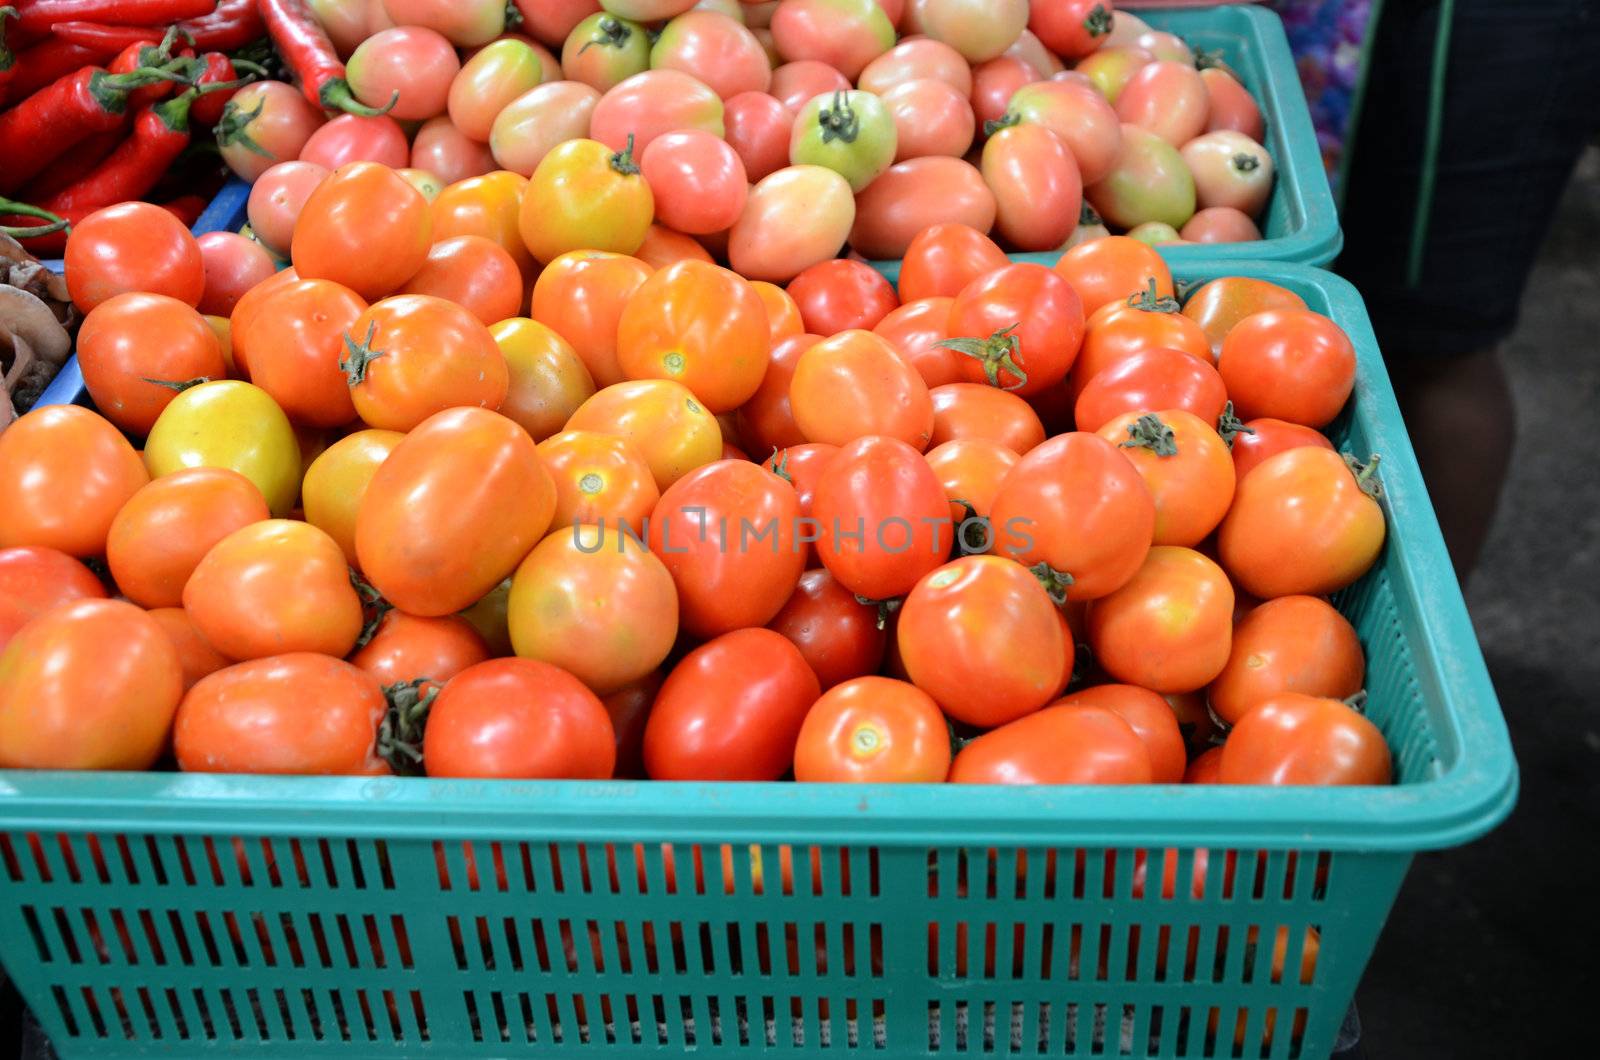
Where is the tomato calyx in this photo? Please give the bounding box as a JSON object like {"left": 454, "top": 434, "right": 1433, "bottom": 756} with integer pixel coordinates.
{"left": 766, "top": 447, "right": 793, "bottom": 482}
{"left": 214, "top": 96, "right": 271, "bottom": 157}
{"left": 938, "top": 325, "right": 1028, "bottom": 391}
{"left": 339, "top": 321, "right": 386, "bottom": 386}
{"left": 1084, "top": 3, "right": 1114, "bottom": 37}
{"left": 140, "top": 375, "right": 213, "bottom": 393}
{"left": 1027, "top": 561, "right": 1075, "bottom": 605}
{"left": 375, "top": 677, "right": 438, "bottom": 776}
{"left": 1118, "top": 413, "right": 1179, "bottom": 457}
{"left": 1216, "top": 401, "right": 1254, "bottom": 448}
{"left": 1343, "top": 452, "right": 1385, "bottom": 499}
{"left": 853, "top": 593, "right": 902, "bottom": 631}
{"left": 350, "top": 569, "right": 392, "bottom": 650}
{"left": 1125, "top": 277, "right": 1181, "bottom": 314}
{"left": 611, "top": 133, "right": 641, "bottom": 177}
{"left": 1232, "top": 153, "right": 1261, "bottom": 173}
{"left": 1344, "top": 690, "right": 1370, "bottom": 713}
{"left": 817, "top": 91, "right": 862, "bottom": 145}
{"left": 983, "top": 111, "right": 1021, "bottom": 138}
{"left": 579, "top": 16, "right": 634, "bottom": 54}
{"left": 1080, "top": 200, "right": 1102, "bottom": 226}
{"left": 503, "top": 0, "right": 524, "bottom": 31}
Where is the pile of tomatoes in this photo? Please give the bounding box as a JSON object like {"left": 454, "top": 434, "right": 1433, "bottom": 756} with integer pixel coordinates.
{"left": 0, "top": 149, "right": 1393, "bottom": 790}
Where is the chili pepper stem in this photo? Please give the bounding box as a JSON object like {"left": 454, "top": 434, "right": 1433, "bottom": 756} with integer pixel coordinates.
{"left": 318, "top": 77, "right": 396, "bottom": 117}
{"left": 0, "top": 195, "right": 69, "bottom": 237}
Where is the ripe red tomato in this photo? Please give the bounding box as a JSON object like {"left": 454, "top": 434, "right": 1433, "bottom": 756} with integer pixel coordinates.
{"left": 1184, "top": 745, "right": 1225, "bottom": 784}
{"left": 537, "top": 429, "right": 661, "bottom": 535}
{"left": 77, "top": 294, "right": 226, "bottom": 435}
{"left": 648, "top": 459, "right": 805, "bottom": 637}
{"left": 793, "top": 676, "right": 950, "bottom": 782}
{"left": 349, "top": 611, "right": 491, "bottom": 687}
{"left": 176, "top": 654, "right": 389, "bottom": 775}
{"left": 1231, "top": 418, "right": 1336, "bottom": 482}
{"left": 765, "top": 442, "right": 839, "bottom": 567}
{"left": 1073, "top": 347, "right": 1228, "bottom": 433}
{"left": 531, "top": 250, "right": 654, "bottom": 388}
{"left": 767, "top": 568, "right": 888, "bottom": 690}
{"left": 237, "top": 278, "right": 368, "bottom": 428}
{"left": 106, "top": 468, "right": 270, "bottom": 609}
{"left": 399, "top": 235, "right": 524, "bottom": 326}
{"left": 924, "top": 437, "right": 1019, "bottom": 530}
{"left": 0, "top": 547, "right": 106, "bottom": 650}
{"left": 147, "top": 607, "right": 230, "bottom": 692}
{"left": 790, "top": 329, "right": 934, "bottom": 449}
{"left": 1029, "top": 0, "right": 1113, "bottom": 62}
{"left": 0, "top": 599, "right": 181, "bottom": 770}
{"left": 896, "top": 223, "right": 1009, "bottom": 303}
{"left": 292, "top": 162, "right": 432, "bottom": 300}
{"left": 644, "top": 627, "right": 821, "bottom": 780}
{"left": 787, "top": 259, "right": 900, "bottom": 334}
{"left": 873, "top": 296, "right": 964, "bottom": 388}
{"left": 929, "top": 382, "right": 1045, "bottom": 452}
{"left": 359, "top": 408, "right": 556, "bottom": 615}
{"left": 1218, "top": 447, "right": 1386, "bottom": 598}
{"left": 63, "top": 201, "right": 205, "bottom": 312}
{"left": 898, "top": 556, "right": 1068, "bottom": 727}
{"left": 948, "top": 703, "right": 1153, "bottom": 784}
{"left": 1050, "top": 684, "right": 1186, "bottom": 783}
{"left": 1219, "top": 693, "right": 1392, "bottom": 785}
{"left": 850, "top": 157, "right": 997, "bottom": 261}
{"left": 1053, "top": 234, "right": 1172, "bottom": 316}
{"left": 346, "top": 294, "right": 510, "bottom": 432}
{"left": 424, "top": 658, "right": 616, "bottom": 778}
{"left": 1096, "top": 409, "right": 1236, "bottom": 546}
{"left": 1218, "top": 309, "right": 1357, "bottom": 428}
{"left": 617, "top": 259, "right": 770, "bottom": 413}
{"left": 0, "top": 406, "right": 149, "bottom": 558}
{"left": 1180, "top": 276, "right": 1306, "bottom": 360}
{"left": 1209, "top": 596, "right": 1365, "bottom": 725}
{"left": 988, "top": 432, "right": 1154, "bottom": 599}
{"left": 723, "top": 90, "right": 793, "bottom": 182}
{"left": 945, "top": 262, "right": 1084, "bottom": 395}
{"left": 737, "top": 333, "right": 821, "bottom": 455}
{"left": 812, "top": 436, "right": 950, "bottom": 599}
{"left": 1087, "top": 546, "right": 1234, "bottom": 693}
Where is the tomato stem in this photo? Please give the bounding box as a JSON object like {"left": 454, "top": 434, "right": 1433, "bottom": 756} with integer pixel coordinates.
{"left": 1027, "top": 562, "right": 1074, "bottom": 606}
{"left": 818, "top": 90, "right": 861, "bottom": 145}
{"left": 1232, "top": 152, "right": 1261, "bottom": 173}
{"left": 1118, "top": 413, "right": 1178, "bottom": 456}
{"left": 1125, "top": 277, "right": 1181, "bottom": 314}
{"left": 340, "top": 320, "right": 385, "bottom": 386}
{"left": 982, "top": 112, "right": 1020, "bottom": 138}
{"left": 579, "top": 16, "right": 633, "bottom": 54}
{"left": 214, "top": 96, "right": 270, "bottom": 157}
{"left": 1084, "top": 3, "right": 1113, "bottom": 38}
{"left": 1343, "top": 452, "right": 1384, "bottom": 499}
{"left": 376, "top": 678, "right": 437, "bottom": 775}
{"left": 350, "top": 568, "right": 392, "bottom": 650}
{"left": 141, "top": 375, "right": 213, "bottom": 392}
{"left": 936, "top": 324, "right": 1028, "bottom": 391}
{"left": 852, "top": 593, "right": 901, "bottom": 631}
{"left": 1215, "top": 402, "right": 1254, "bottom": 448}
{"left": 766, "top": 447, "right": 792, "bottom": 482}
{"left": 611, "top": 132, "right": 640, "bottom": 176}
{"left": 1343, "top": 689, "right": 1370, "bottom": 714}
{"left": 1079, "top": 200, "right": 1102, "bottom": 227}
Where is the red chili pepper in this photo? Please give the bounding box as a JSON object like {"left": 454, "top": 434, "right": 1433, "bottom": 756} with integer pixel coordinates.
{"left": 160, "top": 193, "right": 207, "bottom": 227}
{"left": 18, "top": 127, "right": 124, "bottom": 199}
{"left": 179, "top": 0, "right": 262, "bottom": 52}
{"left": 3, "top": 36, "right": 108, "bottom": 103}
{"left": 0, "top": 9, "right": 19, "bottom": 107}
{"left": 47, "top": 21, "right": 165, "bottom": 50}
{"left": 12, "top": 1, "right": 216, "bottom": 36}
{"left": 258, "top": 0, "right": 391, "bottom": 116}
{"left": 190, "top": 51, "right": 261, "bottom": 125}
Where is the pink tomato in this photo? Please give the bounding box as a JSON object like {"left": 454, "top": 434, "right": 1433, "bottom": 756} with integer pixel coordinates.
{"left": 196, "top": 233, "right": 277, "bottom": 318}
{"left": 245, "top": 160, "right": 329, "bottom": 258}
{"left": 851, "top": 156, "right": 995, "bottom": 259}
{"left": 1103, "top": 9, "right": 1151, "bottom": 48}
{"left": 858, "top": 37, "right": 972, "bottom": 96}
{"left": 601, "top": 0, "right": 698, "bottom": 18}
{"left": 918, "top": 0, "right": 1028, "bottom": 63}
{"left": 1132, "top": 30, "right": 1194, "bottom": 64}
{"left": 381, "top": 0, "right": 504, "bottom": 47}
{"left": 651, "top": 11, "right": 772, "bottom": 99}
{"left": 515, "top": 0, "right": 600, "bottom": 46}
{"left": 769, "top": 60, "right": 849, "bottom": 113}
{"left": 883, "top": 79, "right": 975, "bottom": 161}
{"left": 589, "top": 69, "right": 725, "bottom": 154}
{"left": 217, "top": 82, "right": 323, "bottom": 183}
{"left": 981, "top": 123, "right": 1081, "bottom": 252}
{"left": 640, "top": 131, "right": 749, "bottom": 234}
{"left": 1201, "top": 67, "right": 1265, "bottom": 140}
{"left": 1116, "top": 60, "right": 1210, "bottom": 147}
{"left": 1004, "top": 28, "right": 1065, "bottom": 76}
{"left": 970, "top": 55, "right": 1040, "bottom": 130}
{"left": 723, "top": 91, "right": 793, "bottom": 181}
{"left": 1180, "top": 130, "right": 1274, "bottom": 217}
{"left": 561, "top": 13, "right": 651, "bottom": 93}
{"left": 1030, "top": 0, "right": 1113, "bottom": 60}
{"left": 346, "top": 26, "right": 459, "bottom": 120}
{"left": 873, "top": 296, "right": 962, "bottom": 387}
{"left": 299, "top": 114, "right": 409, "bottom": 170}
{"left": 489, "top": 81, "right": 602, "bottom": 175}
{"left": 998, "top": 79, "right": 1122, "bottom": 184}
{"left": 729, "top": 165, "right": 855, "bottom": 282}
{"left": 411, "top": 117, "right": 498, "bottom": 185}
{"left": 769, "top": 0, "right": 894, "bottom": 81}
{"left": 449, "top": 39, "right": 547, "bottom": 141}
{"left": 1075, "top": 45, "right": 1153, "bottom": 105}
{"left": 1180, "top": 207, "right": 1261, "bottom": 243}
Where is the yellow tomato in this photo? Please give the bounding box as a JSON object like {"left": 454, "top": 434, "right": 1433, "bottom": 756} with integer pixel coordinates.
{"left": 490, "top": 318, "right": 597, "bottom": 441}
{"left": 301, "top": 429, "right": 406, "bottom": 566}
{"left": 143, "top": 381, "right": 301, "bottom": 516}
{"left": 564, "top": 379, "right": 721, "bottom": 491}
{"left": 519, "top": 138, "right": 654, "bottom": 264}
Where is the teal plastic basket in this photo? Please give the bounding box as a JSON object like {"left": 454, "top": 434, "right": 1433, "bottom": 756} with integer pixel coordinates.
{"left": 0, "top": 262, "right": 1513, "bottom": 1059}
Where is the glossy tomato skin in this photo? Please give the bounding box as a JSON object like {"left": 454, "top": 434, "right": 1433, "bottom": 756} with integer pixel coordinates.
{"left": 1030, "top": 1, "right": 1114, "bottom": 64}
{"left": 350, "top": 611, "right": 491, "bottom": 687}
{"left": 531, "top": 250, "right": 654, "bottom": 387}
{"left": 521, "top": 137, "right": 654, "bottom": 263}
{"left": 346, "top": 294, "right": 509, "bottom": 432}
{"left": 883, "top": 78, "right": 976, "bottom": 161}
{"left": 898, "top": 556, "right": 1068, "bottom": 727}
{"left": 1181, "top": 277, "right": 1306, "bottom": 360}
{"left": 602, "top": 669, "right": 661, "bottom": 779}
{"left": 1053, "top": 234, "right": 1173, "bottom": 317}
{"left": 1218, "top": 447, "right": 1386, "bottom": 599}
{"left": 537, "top": 430, "right": 660, "bottom": 534}
{"left": 860, "top": 38, "right": 973, "bottom": 96}
{"left": 767, "top": 568, "right": 888, "bottom": 689}
{"left": 0, "top": 547, "right": 106, "bottom": 650}
{"left": 648, "top": 459, "right": 805, "bottom": 637}
{"left": 764, "top": 442, "right": 838, "bottom": 567}
{"left": 643, "top": 627, "right": 820, "bottom": 781}
{"left": 490, "top": 80, "right": 602, "bottom": 178}
{"left": 1087, "top": 546, "right": 1234, "bottom": 693}
{"left": 897, "top": 223, "right": 1008, "bottom": 303}
{"left": 1218, "top": 309, "right": 1357, "bottom": 428}
{"left": 431, "top": 170, "right": 536, "bottom": 279}
{"left": 424, "top": 658, "right": 615, "bottom": 778}
{"left": 787, "top": 260, "right": 899, "bottom": 334}
{"left": 617, "top": 260, "right": 770, "bottom": 413}
{"left": 1219, "top": 693, "right": 1392, "bottom": 786}
{"left": 175, "top": 654, "right": 388, "bottom": 775}
{"left": 1074, "top": 347, "right": 1228, "bottom": 433}
{"left": 302, "top": 430, "right": 405, "bottom": 566}
{"left": 947, "top": 263, "right": 1084, "bottom": 396}
{"left": 0, "top": 406, "right": 149, "bottom": 557}
{"left": 299, "top": 113, "right": 411, "bottom": 170}
{"left": 562, "top": 13, "right": 651, "bottom": 94}
{"left": 78, "top": 294, "right": 227, "bottom": 435}
{"left": 873, "top": 297, "right": 964, "bottom": 388}
{"left": 723, "top": 90, "right": 794, "bottom": 182}
{"left": 142, "top": 381, "right": 300, "bottom": 517}
{"left": 566, "top": 379, "right": 723, "bottom": 491}
{"left": 849, "top": 156, "right": 996, "bottom": 260}
{"left": 292, "top": 162, "right": 432, "bottom": 300}
{"left": 1097, "top": 409, "right": 1236, "bottom": 547}
{"left": 1001, "top": 79, "right": 1121, "bottom": 184}
{"left": 1184, "top": 745, "right": 1225, "bottom": 784}
{"left": 147, "top": 607, "right": 230, "bottom": 692}
{"left": 793, "top": 676, "right": 950, "bottom": 782}
{"left": 988, "top": 432, "right": 1155, "bottom": 600}
{"left": 812, "top": 436, "right": 951, "bottom": 599}
{"left": 0, "top": 600, "right": 181, "bottom": 770}
{"left": 238, "top": 279, "right": 367, "bottom": 429}
{"left": 790, "top": 330, "right": 934, "bottom": 448}
{"left": 929, "top": 383, "right": 1045, "bottom": 452}
{"left": 197, "top": 232, "right": 278, "bottom": 317}
{"left": 730, "top": 164, "right": 856, "bottom": 283}
{"left": 1051, "top": 684, "right": 1186, "bottom": 783}
{"left": 770, "top": 0, "right": 894, "bottom": 81}
{"left": 948, "top": 704, "right": 1153, "bottom": 784}
{"left": 638, "top": 130, "right": 749, "bottom": 234}
{"left": 1231, "top": 418, "right": 1335, "bottom": 482}
{"left": 491, "top": 317, "right": 597, "bottom": 441}
{"left": 588, "top": 68, "right": 725, "bottom": 156}
{"left": 1071, "top": 297, "right": 1212, "bottom": 401}
{"left": 400, "top": 235, "right": 524, "bottom": 326}
{"left": 1210, "top": 596, "right": 1364, "bottom": 725}
{"left": 64, "top": 202, "right": 205, "bottom": 312}
{"left": 925, "top": 437, "right": 1019, "bottom": 528}
{"left": 982, "top": 122, "right": 1082, "bottom": 251}
{"left": 106, "top": 468, "right": 271, "bottom": 609}
{"left": 737, "top": 333, "right": 821, "bottom": 454}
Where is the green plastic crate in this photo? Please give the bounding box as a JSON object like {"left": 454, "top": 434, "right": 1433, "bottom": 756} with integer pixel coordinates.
{"left": 0, "top": 262, "right": 1513, "bottom": 1059}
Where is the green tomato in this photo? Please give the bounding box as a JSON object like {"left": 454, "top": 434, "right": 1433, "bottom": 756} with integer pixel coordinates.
{"left": 1126, "top": 221, "right": 1184, "bottom": 247}
{"left": 1085, "top": 123, "right": 1196, "bottom": 230}
{"left": 143, "top": 381, "right": 301, "bottom": 517}
{"left": 562, "top": 14, "right": 652, "bottom": 95}
{"left": 789, "top": 90, "right": 897, "bottom": 193}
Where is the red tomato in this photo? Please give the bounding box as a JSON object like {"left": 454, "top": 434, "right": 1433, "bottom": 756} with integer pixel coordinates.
{"left": 1053, "top": 235, "right": 1173, "bottom": 317}
{"left": 849, "top": 156, "right": 996, "bottom": 260}
{"left": 531, "top": 250, "right": 654, "bottom": 387}
{"left": 1209, "top": 595, "right": 1364, "bottom": 725}
{"left": 945, "top": 262, "right": 1084, "bottom": 396}
{"left": 196, "top": 232, "right": 277, "bottom": 317}
{"left": 399, "top": 235, "right": 524, "bottom": 325}
{"left": 1073, "top": 293, "right": 1213, "bottom": 402}
{"left": 0, "top": 406, "right": 148, "bottom": 558}
{"left": 292, "top": 162, "right": 432, "bottom": 300}
{"left": 898, "top": 555, "right": 1068, "bottom": 726}
{"left": 648, "top": 459, "right": 805, "bottom": 637}
{"left": 737, "top": 333, "right": 821, "bottom": 454}
{"left": 982, "top": 122, "right": 1082, "bottom": 252}
{"left": 1218, "top": 309, "right": 1357, "bottom": 428}
{"left": 1181, "top": 276, "right": 1308, "bottom": 359}
{"left": 411, "top": 119, "right": 497, "bottom": 185}
{"left": 1219, "top": 693, "right": 1392, "bottom": 786}
{"left": 896, "top": 223, "right": 1009, "bottom": 303}
{"left": 767, "top": 568, "right": 888, "bottom": 690}
{"left": 0, "top": 600, "right": 181, "bottom": 770}
{"left": 147, "top": 607, "right": 230, "bottom": 692}
{"left": 76, "top": 293, "right": 226, "bottom": 435}
{"left": 235, "top": 279, "right": 367, "bottom": 428}
{"left": 1029, "top": 0, "right": 1113, "bottom": 61}
{"left": 299, "top": 114, "right": 411, "bottom": 169}
{"left": 1184, "top": 745, "right": 1225, "bottom": 784}
{"left": 764, "top": 442, "right": 838, "bottom": 567}
{"left": 1181, "top": 206, "right": 1262, "bottom": 244}
{"left": 924, "top": 437, "right": 1019, "bottom": 529}
{"left": 346, "top": 294, "right": 510, "bottom": 432}
{"left": 643, "top": 627, "right": 820, "bottom": 780}
{"left": 723, "top": 90, "right": 794, "bottom": 182}
{"left": 969, "top": 54, "right": 1040, "bottom": 130}
{"left": 949, "top": 704, "right": 1153, "bottom": 784}
{"left": 787, "top": 260, "right": 899, "bottom": 334}
{"left": 602, "top": 669, "right": 661, "bottom": 779}
{"left": 537, "top": 429, "right": 661, "bottom": 535}
{"left": 106, "top": 468, "right": 270, "bottom": 609}
{"left": 1115, "top": 61, "right": 1208, "bottom": 146}
{"left": 873, "top": 297, "right": 963, "bottom": 388}
{"left": 218, "top": 81, "right": 325, "bottom": 182}
{"left": 350, "top": 611, "right": 491, "bottom": 687}
{"left": 769, "top": 59, "right": 851, "bottom": 113}
{"left": 883, "top": 78, "right": 976, "bottom": 161}
{"left": 929, "top": 382, "right": 1045, "bottom": 452}
{"left": 617, "top": 260, "right": 770, "bottom": 413}
{"left": 0, "top": 547, "right": 106, "bottom": 650}
{"left": 1087, "top": 546, "right": 1234, "bottom": 693}
{"left": 1231, "top": 418, "right": 1336, "bottom": 481}
{"left": 769, "top": 0, "right": 894, "bottom": 81}
{"left": 639, "top": 130, "right": 749, "bottom": 234}
{"left": 989, "top": 432, "right": 1154, "bottom": 600}
{"left": 63, "top": 201, "right": 204, "bottom": 312}
{"left": 790, "top": 330, "right": 934, "bottom": 449}
{"left": 1201, "top": 67, "right": 1265, "bottom": 140}
{"left": 812, "top": 436, "right": 951, "bottom": 599}
{"left": 859, "top": 37, "right": 973, "bottom": 96}
{"left": 1096, "top": 409, "right": 1236, "bottom": 547}
{"left": 1051, "top": 684, "right": 1186, "bottom": 783}
{"left": 588, "top": 68, "right": 725, "bottom": 155}
{"left": 1074, "top": 347, "right": 1228, "bottom": 433}
{"left": 425, "top": 658, "right": 615, "bottom": 778}
{"left": 793, "top": 676, "right": 950, "bottom": 782}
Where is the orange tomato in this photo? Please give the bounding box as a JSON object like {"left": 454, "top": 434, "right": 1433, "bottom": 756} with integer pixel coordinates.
{"left": 929, "top": 382, "right": 1046, "bottom": 452}
{"left": 1096, "top": 409, "right": 1236, "bottom": 546}
{"left": 399, "top": 234, "right": 525, "bottom": 324}
{"left": 346, "top": 294, "right": 510, "bottom": 431}
{"left": 235, "top": 278, "right": 367, "bottom": 428}
{"left": 789, "top": 329, "right": 935, "bottom": 449}
{"left": 0, "top": 406, "right": 148, "bottom": 557}
{"left": 924, "top": 437, "right": 1019, "bottom": 528}
{"left": 1052, "top": 234, "right": 1172, "bottom": 316}
{"left": 349, "top": 610, "right": 491, "bottom": 686}
{"left": 106, "top": 468, "right": 271, "bottom": 609}
{"left": 616, "top": 259, "right": 770, "bottom": 412}
{"left": 1209, "top": 595, "right": 1365, "bottom": 725}
{"left": 751, "top": 279, "right": 804, "bottom": 341}
{"left": 490, "top": 317, "right": 597, "bottom": 440}
{"left": 530, "top": 250, "right": 654, "bottom": 387}
{"left": 291, "top": 162, "right": 432, "bottom": 300}
{"left": 77, "top": 293, "right": 226, "bottom": 434}
{"left": 537, "top": 430, "right": 661, "bottom": 535}
{"left": 564, "top": 379, "right": 722, "bottom": 490}
{"left": 1050, "top": 684, "right": 1187, "bottom": 783}
{"left": 430, "top": 170, "right": 535, "bottom": 279}
{"left": 301, "top": 430, "right": 406, "bottom": 567}
{"left": 793, "top": 676, "right": 951, "bottom": 782}
{"left": 147, "top": 607, "right": 231, "bottom": 692}
{"left": 1086, "top": 545, "right": 1234, "bottom": 693}
{"left": 633, "top": 222, "right": 714, "bottom": 269}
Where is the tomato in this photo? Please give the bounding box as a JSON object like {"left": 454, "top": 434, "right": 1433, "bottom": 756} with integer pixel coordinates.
{"left": 292, "top": 162, "right": 431, "bottom": 301}
{"left": 770, "top": 59, "right": 851, "bottom": 113}
{"left": 1230, "top": 418, "right": 1335, "bottom": 482}
{"left": 635, "top": 223, "right": 715, "bottom": 269}
{"left": 247, "top": 160, "right": 331, "bottom": 258}
{"left": 489, "top": 317, "right": 596, "bottom": 440}
{"left": 0, "top": 406, "right": 148, "bottom": 557}
{"left": 431, "top": 171, "right": 536, "bottom": 279}
{"left": 589, "top": 69, "right": 726, "bottom": 155}
{"left": 537, "top": 430, "right": 660, "bottom": 534}
{"left": 752, "top": 280, "right": 805, "bottom": 342}
{"left": 1131, "top": 30, "right": 1193, "bottom": 64}
{"left": 489, "top": 80, "right": 602, "bottom": 176}
{"left": 0, "top": 599, "right": 181, "bottom": 770}
{"left": 1218, "top": 447, "right": 1386, "bottom": 598}
{"left": 919, "top": 0, "right": 1028, "bottom": 63}
{"left": 75, "top": 294, "right": 224, "bottom": 435}
{"left": 767, "top": 568, "right": 887, "bottom": 689}
{"left": 63, "top": 202, "right": 204, "bottom": 313}
{"left": 345, "top": 294, "right": 509, "bottom": 432}
{"left": 409, "top": 125, "right": 496, "bottom": 189}
{"left": 1086, "top": 546, "right": 1233, "bottom": 693}
{"left": 982, "top": 122, "right": 1082, "bottom": 251}
{"left": 898, "top": 555, "right": 1067, "bottom": 726}
{"left": 518, "top": 0, "right": 601, "bottom": 45}
{"left": 1115, "top": 61, "right": 1208, "bottom": 146}
{"left": 1074, "top": 348, "right": 1228, "bottom": 433}
{"left": 1075, "top": 45, "right": 1154, "bottom": 106}
{"left": 723, "top": 90, "right": 794, "bottom": 182}
{"left": 449, "top": 38, "right": 546, "bottom": 140}
{"left": 1218, "top": 309, "right": 1357, "bottom": 428}
{"left": 988, "top": 432, "right": 1155, "bottom": 600}
{"left": 1209, "top": 595, "right": 1363, "bottom": 726}
{"left": 298, "top": 113, "right": 410, "bottom": 170}
{"left": 1184, "top": 745, "right": 1224, "bottom": 784}
{"left": 143, "top": 381, "right": 299, "bottom": 517}
{"left": 793, "top": 676, "right": 949, "bottom": 782}
{"left": 1181, "top": 131, "right": 1274, "bottom": 217}
{"left": 812, "top": 435, "right": 949, "bottom": 599}
{"left": 790, "top": 329, "right": 934, "bottom": 448}
{"left": 769, "top": 0, "right": 894, "bottom": 81}
{"left": 1180, "top": 276, "right": 1307, "bottom": 361}
{"left": 508, "top": 526, "right": 678, "bottom": 692}
{"left": 764, "top": 442, "right": 838, "bottom": 566}
{"left": 425, "top": 657, "right": 617, "bottom": 779}
{"left": 924, "top": 437, "right": 1018, "bottom": 530}
{"left": 458, "top": 577, "right": 514, "bottom": 656}
{"left": 859, "top": 38, "right": 972, "bottom": 96}
{"left": 1097, "top": 410, "right": 1235, "bottom": 546}
{"left": 949, "top": 703, "right": 1152, "bottom": 784}
{"left": 565, "top": 379, "right": 723, "bottom": 490}
{"left": 1051, "top": 684, "right": 1186, "bottom": 783}
{"left": 929, "top": 383, "right": 1044, "bottom": 452}
{"left": 106, "top": 468, "right": 269, "bottom": 609}
{"left": 358, "top": 408, "right": 555, "bottom": 615}
{"left": 1074, "top": 292, "right": 1214, "bottom": 400}
{"left": 229, "top": 279, "right": 365, "bottom": 430}
{"left": 737, "top": 333, "right": 820, "bottom": 454}
{"left": 346, "top": 25, "right": 458, "bottom": 119}
{"left": 146, "top": 607, "right": 229, "bottom": 692}
{"left": 881, "top": 79, "right": 975, "bottom": 162}
{"left": 1030, "top": 0, "right": 1113, "bottom": 60}
{"left": 521, "top": 137, "right": 654, "bottom": 264}
{"left": 1086, "top": 124, "right": 1196, "bottom": 230}
{"left": 400, "top": 235, "right": 523, "bottom": 326}
{"left": 787, "top": 260, "right": 898, "bottom": 334}
{"left": 729, "top": 165, "right": 855, "bottom": 282}
{"left": 1219, "top": 693, "right": 1391, "bottom": 786}
{"left": 218, "top": 81, "right": 324, "bottom": 183}
{"left": 896, "top": 223, "right": 1008, "bottom": 302}
{"left": 788, "top": 89, "right": 897, "bottom": 193}
{"left": 302, "top": 429, "right": 405, "bottom": 566}
{"left": 562, "top": 13, "right": 650, "bottom": 93}
{"left": 601, "top": 669, "right": 660, "bottom": 778}
{"left": 0, "top": 547, "right": 106, "bottom": 650}
{"left": 1180, "top": 207, "right": 1261, "bottom": 244}
{"left": 851, "top": 156, "right": 996, "bottom": 261}
{"left": 638, "top": 130, "right": 748, "bottom": 235}
{"left": 873, "top": 297, "right": 963, "bottom": 387}
{"left": 383, "top": 0, "right": 504, "bottom": 46}
{"left": 1056, "top": 240, "right": 1176, "bottom": 329}
{"left": 651, "top": 10, "right": 771, "bottom": 99}
{"left": 998, "top": 80, "right": 1121, "bottom": 185}
{"left": 196, "top": 232, "right": 277, "bottom": 318}
{"left": 351, "top": 610, "right": 490, "bottom": 686}
{"left": 945, "top": 262, "right": 1085, "bottom": 396}
{"left": 1201, "top": 67, "right": 1265, "bottom": 140}
{"left": 175, "top": 653, "right": 388, "bottom": 775}
{"left": 530, "top": 250, "right": 653, "bottom": 387}
{"left": 643, "top": 627, "right": 820, "bottom": 780}
{"left": 616, "top": 260, "right": 769, "bottom": 412}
